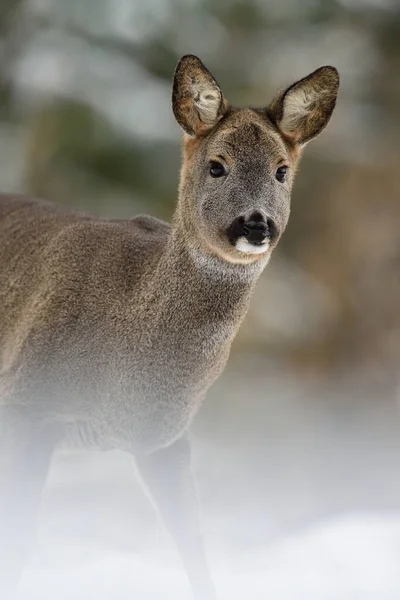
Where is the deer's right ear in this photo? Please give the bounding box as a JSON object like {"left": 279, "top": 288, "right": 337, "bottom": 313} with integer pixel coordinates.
{"left": 172, "top": 55, "right": 227, "bottom": 137}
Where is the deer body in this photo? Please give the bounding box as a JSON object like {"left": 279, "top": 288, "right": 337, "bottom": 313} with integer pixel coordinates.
{"left": 0, "top": 56, "right": 339, "bottom": 599}
{"left": 0, "top": 196, "right": 256, "bottom": 452}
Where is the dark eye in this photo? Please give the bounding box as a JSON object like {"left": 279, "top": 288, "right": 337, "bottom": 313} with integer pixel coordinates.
{"left": 209, "top": 161, "right": 226, "bottom": 178}
{"left": 276, "top": 165, "right": 288, "bottom": 183}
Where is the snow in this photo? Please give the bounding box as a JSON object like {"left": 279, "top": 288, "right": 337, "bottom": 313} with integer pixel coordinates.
{"left": 16, "top": 512, "right": 400, "bottom": 600}
{"left": 10, "top": 356, "right": 400, "bottom": 600}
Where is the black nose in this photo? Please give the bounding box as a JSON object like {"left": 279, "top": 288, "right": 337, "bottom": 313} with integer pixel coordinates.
{"left": 243, "top": 220, "right": 268, "bottom": 244}
{"left": 244, "top": 212, "right": 278, "bottom": 244}
{"left": 227, "top": 212, "right": 278, "bottom": 246}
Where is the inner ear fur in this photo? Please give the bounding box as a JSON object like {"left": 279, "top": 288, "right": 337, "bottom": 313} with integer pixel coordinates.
{"left": 268, "top": 66, "right": 339, "bottom": 145}
{"left": 172, "top": 54, "right": 227, "bottom": 137}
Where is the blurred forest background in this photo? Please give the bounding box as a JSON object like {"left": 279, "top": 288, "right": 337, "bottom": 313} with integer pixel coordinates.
{"left": 2, "top": 1, "right": 400, "bottom": 597}
{"left": 1, "top": 0, "right": 400, "bottom": 386}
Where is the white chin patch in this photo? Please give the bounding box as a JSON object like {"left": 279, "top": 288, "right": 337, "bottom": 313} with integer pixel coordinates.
{"left": 235, "top": 237, "right": 270, "bottom": 255}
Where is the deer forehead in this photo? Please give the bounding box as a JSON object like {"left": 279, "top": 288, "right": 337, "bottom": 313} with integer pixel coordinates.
{"left": 184, "top": 108, "right": 297, "bottom": 167}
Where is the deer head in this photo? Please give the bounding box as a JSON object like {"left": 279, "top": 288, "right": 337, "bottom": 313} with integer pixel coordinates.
{"left": 172, "top": 54, "right": 339, "bottom": 265}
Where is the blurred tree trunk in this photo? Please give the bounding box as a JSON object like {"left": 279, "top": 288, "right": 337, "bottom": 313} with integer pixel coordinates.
{"left": 0, "top": 0, "right": 27, "bottom": 115}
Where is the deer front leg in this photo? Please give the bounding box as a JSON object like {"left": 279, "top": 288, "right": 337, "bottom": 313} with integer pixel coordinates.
{"left": 134, "top": 434, "right": 217, "bottom": 600}
{"left": 0, "top": 406, "right": 60, "bottom": 598}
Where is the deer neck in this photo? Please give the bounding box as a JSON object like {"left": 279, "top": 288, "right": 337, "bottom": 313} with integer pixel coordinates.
{"left": 151, "top": 211, "right": 268, "bottom": 331}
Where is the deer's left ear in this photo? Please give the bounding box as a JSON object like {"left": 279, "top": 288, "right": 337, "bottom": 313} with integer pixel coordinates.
{"left": 172, "top": 55, "right": 228, "bottom": 137}
{"left": 268, "top": 66, "right": 339, "bottom": 145}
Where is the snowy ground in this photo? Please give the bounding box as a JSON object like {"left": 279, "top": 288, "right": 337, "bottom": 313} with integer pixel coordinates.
{"left": 13, "top": 352, "right": 400, "bottom": 599}
{"left": 18, "top": 510, "right": 400, "bottom": 600}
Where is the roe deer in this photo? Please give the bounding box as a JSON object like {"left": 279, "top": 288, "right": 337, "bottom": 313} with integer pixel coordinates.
{"left": 0, "top": 55, "right": 339, "bottom": 599}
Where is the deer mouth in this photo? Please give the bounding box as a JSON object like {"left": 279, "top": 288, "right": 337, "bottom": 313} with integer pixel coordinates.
{"left": 226, "top": 213, "right": 276, "bottom": 254}
{"left": 235, "top": 237, "right": 270, "bottom": 254}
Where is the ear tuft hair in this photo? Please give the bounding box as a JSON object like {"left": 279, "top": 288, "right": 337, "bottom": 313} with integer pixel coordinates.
{"left": 269, "top": 66, "right": 339, "bottom": 145}
{"left": 172, "top": 55, "right": 227, "bottom": 136}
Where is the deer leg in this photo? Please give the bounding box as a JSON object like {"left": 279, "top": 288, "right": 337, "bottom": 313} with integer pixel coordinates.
{"left": 134, "top": 434, "right": 217, "bottom": 600}
{"left": 0, "top": 406, "right": 61, "bottom": 598}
